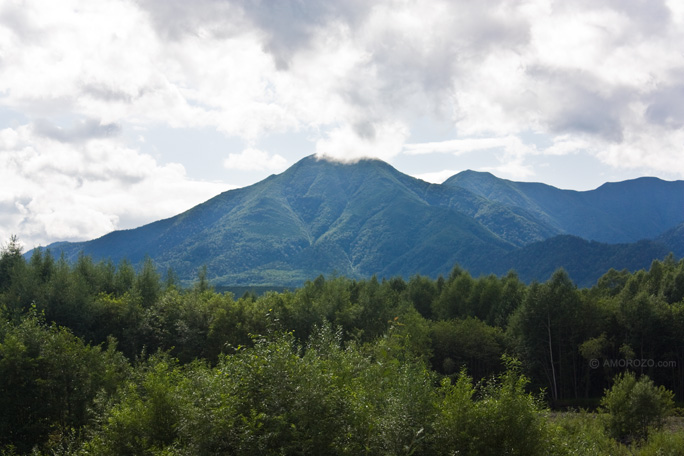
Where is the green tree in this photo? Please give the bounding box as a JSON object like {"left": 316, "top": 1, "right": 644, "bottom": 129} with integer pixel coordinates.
{"left": 595, "top": 268, "right": 631, "bottom": 297}
{"left": 0, "top": 312, "right": 129, "bottom": 454}
{"left": 0, "top": 235, "right": 23, "bottom": 292}
{"left": 600, "top": 371, "right": 674, "bottom": 443}
{"left": 195, "top": 264, "right": 211, "bottom": 293}
{"left": 430, "top": 358, "right": 552, "bottom": 456}
{"left": 84, "top": 353, "right": 185, "bottom": 455}
{"left": 0, "top": 235, "right": 29, "bottom": 317}
{"left": 407, "top": 274, "right": 438, "bottom": 319}
{"left": 134, "top": 257, "right": 161, "bottom": 308}
{"left": 467, "top": 274, "right": 502, "bottom": 323}
{"left": 508, "top": 269, "right": 587, "bottom": 401}
{"left": 114, "top": 259, "right": 136, "bottom": 295}
{"left": 487, "top": 270, "right": 525, "bottom": 327}
{"left": 432, "top": 270, "right": 474, "bottom": 320}
{"left": 430, "top": 317, "right": 503, "bottom": 380}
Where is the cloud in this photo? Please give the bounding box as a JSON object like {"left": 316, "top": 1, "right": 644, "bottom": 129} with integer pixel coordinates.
{"left": 32, "top": 118, "right": 122, "bottom": 143}
{"left": 2, "top": 0, "right": 683, "bottom": 153}
{"left": 404, "top": 136, "right": 536, "bottom": 156}
{"left": 3, "top": 0, "right": 680, "bottom": 171}
{"left": 0, "top": 122, "right": 226, "bottom": 248}
{"left": 543, "top": 136, "right": 592, "bottom": 156}
{"left": 481, "top": 158, "right": 535, "bottom": 181}
{"left": 525, "top": 67, "right": 630, "bottom": 142}
{"left": 315, "top": 121, "right": 409, "bottom": 163}
{"left": 599, "top": 122, "right": 684, "bottom": 176}
{"left": 223, "top": 148, "right": 288, "bottom": 171}
{"left": 405, "top": 135, "right": 539, "bottom": 181}
{"left": 137, "top": 0, "right": 373, "bottom": 68}
{"left": 134, "top": 0, "right": 246, "bottom": 41}
{"left": 645, "top": 81, "right": 684, "bottom": 128}
{"left": 236, "top": 0, "right": 372, "bottom": 70}
{"left": 413, "top": 169, "right": 461, "bottom": 184}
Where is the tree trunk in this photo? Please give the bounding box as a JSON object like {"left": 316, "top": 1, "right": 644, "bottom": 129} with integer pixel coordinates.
{"left": 548, "top": 313, "right": 558, "bottom": 402}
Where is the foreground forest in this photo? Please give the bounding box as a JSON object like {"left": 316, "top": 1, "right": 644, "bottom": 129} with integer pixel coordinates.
{"left": 2, "top": 236, "right": 684, "bottom": 454}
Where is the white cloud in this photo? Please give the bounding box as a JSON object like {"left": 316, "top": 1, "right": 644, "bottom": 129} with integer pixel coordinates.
{"left": 599, "top": 121, "right": 684, "bottom": 176}
{"left": 404, "top": 136, "right": 536, "bottom": 156}
{"left": 0, "top": 123, "right": 226, "bottom": 248}
{"left": 223, "top": 148, "right": 288, "bottom": 171}
{"left": 2, "top": 0, "right": 682, "bottom": 173}
{"left": 543, "top": 136, "right": 592, "bottom": 156}
{"left": 315, "top": 121, "right": 409, "bottom": 163}
{"left": 413, "top": 169, "right": 461, "bottom": 184}
{"left": 482, "top": 158, "right": 535, "bottom": 181}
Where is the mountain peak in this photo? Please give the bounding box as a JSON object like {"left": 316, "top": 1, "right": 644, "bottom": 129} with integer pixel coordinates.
{"left": 278, "top": 154, "right": 411, "bottom": 192}
{"left": 283, "top": 154, "right": 394, "bottom": 174}
{"left": 442, "top": 169, "right": 506, "bottom": 187}
{"left": 595, "top": 176, "right": 667, "bottom": 192}
{"left": 312, "top": 153, "right": 386, "bottom": 165}
{"left": 451, "top": 169, "right": 497, "bottom": 179}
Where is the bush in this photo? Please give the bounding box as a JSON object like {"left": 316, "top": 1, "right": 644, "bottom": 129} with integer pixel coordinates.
{"left": 600, "top": 372, "right": 674, "bottom": 442}
{"left": 430, "top": 357, "right": 552, "bottom": 455}
{"left": 0, "top": 312, "right": 129, "bottom": 454}
{"left": 551, "top": 411, "right": 627, "bottom": 456}
{"left": 636, "top": 430, "right": 684, "bottom": 456}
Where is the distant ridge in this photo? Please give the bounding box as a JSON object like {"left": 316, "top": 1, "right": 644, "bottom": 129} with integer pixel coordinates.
{"left": 445, "top": 171, "right": 684, "bottom": 244}
{"left": 36, "top": 155, "right": 684, "bottom": 287}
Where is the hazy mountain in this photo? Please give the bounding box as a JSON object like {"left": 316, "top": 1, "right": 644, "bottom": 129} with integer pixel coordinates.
{"left": 445, "top": 171, "right": 684, "bottom": 243}
{"left": 40, "top": 155, "right": 683, "bottom": 287}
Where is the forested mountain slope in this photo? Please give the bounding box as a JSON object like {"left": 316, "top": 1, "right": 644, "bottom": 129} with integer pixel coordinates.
{"left": 657, "top": 222, "right": 684, "bottom": 258}
{"left": 40, "top": 156, "right": 683, "bottom": 286}
{"left": 445, "top": 171, "right": 684, "bottom": 243}
{"left": 488, "top": 235, "right": 672, "bottom": 287}
{"left": 47, "top": 156, "right": 541, "bottom": 285}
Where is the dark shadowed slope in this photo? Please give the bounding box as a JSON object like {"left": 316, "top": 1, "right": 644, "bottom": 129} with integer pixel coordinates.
{"left": 657, "top": 222, "right": 684, "bottom": 258}
{"left": 490, "top": 235, "right": 672, "bottom": 287}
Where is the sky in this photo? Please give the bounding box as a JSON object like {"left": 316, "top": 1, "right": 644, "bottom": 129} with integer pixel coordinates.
{"left": 1, "top": 0, "right": 684, "bottom": 249}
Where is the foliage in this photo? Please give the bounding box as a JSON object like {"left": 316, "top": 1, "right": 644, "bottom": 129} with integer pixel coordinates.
{"left": 506, "top": 269, "right": 586, "bottom": 401}
{"left": 551, "top": 410, "right": 627, "bottom": 456}
{"left": 0, "top": 310, "right": 129, "bottom": 454}
{"left": 430, "top": 317, "right": 504, "bottom": 379}
{"left": 600, "top": 372, "right": 674, "bottom": 442}
{"left": 83, "top": 326, "right": 438, "bottom": 455}
{"left": 636, "top": 430, "right": 684, "bottom": 456}
{"left": 2, "top": 237, "right": 684, "bottom": 453}
{"left": 431, "top": 358, "right": 553, "bottom": 455}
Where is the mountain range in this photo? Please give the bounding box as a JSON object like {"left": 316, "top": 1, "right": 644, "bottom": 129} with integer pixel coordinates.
{"left": 39, "top": 155, "right": 684, "bottom": 287}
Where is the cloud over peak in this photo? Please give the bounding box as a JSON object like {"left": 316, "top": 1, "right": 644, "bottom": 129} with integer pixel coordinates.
{"left": 4, "top": 0, "right": 684, "bottom": 162}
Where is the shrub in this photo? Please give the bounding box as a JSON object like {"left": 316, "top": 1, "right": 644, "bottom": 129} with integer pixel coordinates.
{"left": 636, "top": 430, "right": 684, "bottom": 456}
{"left": 600, "top": 372, "right": 674, "bottom": 442}
{"left": 551, "top": 410, "right": 627, "bottom": 456}
{"left": 430, "top": 357, "right": 552, "bottom": 455}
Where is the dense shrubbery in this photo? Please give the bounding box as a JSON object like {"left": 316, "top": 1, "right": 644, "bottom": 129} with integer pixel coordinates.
{"left": 601, "top": 371, "right": 674, "bottom": 443}
{"left": 2, "top": 236, "right": 684, "bottom": 454}
{"left": 0, "top": 311, "right": 129, "bottom": 454}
